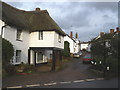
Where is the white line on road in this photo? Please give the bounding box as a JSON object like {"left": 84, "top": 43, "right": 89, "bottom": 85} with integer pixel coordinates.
{"left": 73, "top": 80, "right": 85, "bottom": 83}
{"left": 96, "top": 78, "right": 104, "bottom": 80}
{"left": 60, "top": 81, "right": 71, "bottom": 84}
{"left": 7, "top": 86, "right": 22, "bottom": 89}
{"left": 6, "top": 78, "right": 105, "bottom": 88}
{"left": 85, "top": 79, "right": 96, "bottom": 81}
{"left": 26, "top": 84, "right": 40, "bottom": 87}
{"left": 44, "top": 83, "right": 57, "bottom": 86}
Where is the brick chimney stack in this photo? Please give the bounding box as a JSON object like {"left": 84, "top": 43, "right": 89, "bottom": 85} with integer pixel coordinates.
{"left": 100, "top": 32, "right": 104, "bottom": 36}
{"left": 70, "top": 31, "right": 73, "bottom": 38}
{"left": 35, "top": 8, "right": 41, "bottom": 11}
{"left": 75, "top": 32, "right": 78, "bottom": 39}
{"left": 110, "top": 29, "right": 114, "bottom": 34}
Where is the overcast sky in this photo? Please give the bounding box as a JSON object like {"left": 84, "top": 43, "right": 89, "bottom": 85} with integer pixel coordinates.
{"left": 4, "top": 1, "right": 118, "bottom": 42}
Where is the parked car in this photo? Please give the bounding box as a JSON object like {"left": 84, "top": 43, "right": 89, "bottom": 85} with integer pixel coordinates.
{"left": 73, "top": 53, "right": 80, "bottom": 58}
{"left": 82, "top": 54, "right": 92, "bottom": 63}
{"left": 78, "top": 51, "right": 82, "bottom": 56}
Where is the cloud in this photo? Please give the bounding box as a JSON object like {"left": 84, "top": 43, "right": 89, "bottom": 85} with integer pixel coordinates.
{"left": 4, "top": 1, "right": 118, "bottom": 41}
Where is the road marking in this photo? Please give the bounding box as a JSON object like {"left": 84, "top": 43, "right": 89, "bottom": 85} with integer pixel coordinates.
{"left": 96, "top": 78, "right": 104, "bottom": 80}
{"left": 7, "top": 86, "right": 22, "bottom": 89}
{"left": 85, "top": 79, "right": 96, "bottom": 81}
{"left": 44, "top": 83, "right": 57, "bottom": 86}
{"left": 73, "top": 80, "right": 85, "bottom": 83}
{"left": 60, "top": 81, "right": 71, "bottom": 84}
{"left": 26, "top": 84, "right": 40, "bottom": 87}
{"left": 5, "top": 78, "right": 105, "bottom": 88}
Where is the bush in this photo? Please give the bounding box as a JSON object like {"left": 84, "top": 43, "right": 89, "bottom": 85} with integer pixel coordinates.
{"left": 15, "top": 63, "right": 35, "bottom": 73}
{"left": 2, "top": 38, "right": 14, "bottom": 75}
{"left": 2, "top": 38, "right": 14, "bottom": 66}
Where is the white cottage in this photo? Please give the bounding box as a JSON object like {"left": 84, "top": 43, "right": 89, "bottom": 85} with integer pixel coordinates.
{"left": 0, "top": 1, "right": 66, "bottom": 69}
{"left": 64, "top": 32, "right": 80, "bottom": 56}
{"left": 80, "top": 42, "right": 89, "bottom": 51}
{"left": 64, "top": 34, "right": 76, "bottom": 55}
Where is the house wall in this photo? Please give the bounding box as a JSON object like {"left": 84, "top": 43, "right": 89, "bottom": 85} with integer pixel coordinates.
{"left": 29, "top": 31, "right": 64, "bottom": 49}
{"left": 3, "top": 25, "right": 29, "bottom": 64}
{"left": 54, "top": 32, "right": 64, "bottom": 49}
{"left": 74, "top": 39, "right": 80, "bottom": 53}
{"left": 64, "top": 35, "right": 75, "bottom": 54}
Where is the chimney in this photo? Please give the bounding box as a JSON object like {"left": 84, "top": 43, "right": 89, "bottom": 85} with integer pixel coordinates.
{"left": 116, "top": 27, "right": 120, "bottom": 33}
{"left": 35, "top": 8, "right": 41, "bottom": 11}
{"left": 110, "top": 29, "right": 114, "bottom": 34}
{"left": 100, "top": 32, "right": 104, "bottom": 36}
{"left": 70, "top": 31, "right": 73, "bottom": 38}
{"left": 75, "top": 32, "right": 78, "bottom": 39}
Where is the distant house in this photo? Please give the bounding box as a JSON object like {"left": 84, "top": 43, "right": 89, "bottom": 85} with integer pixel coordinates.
{"left": 0, "top": 1, "right": 66, "bottom": 68}
{"left": 64, "top": 32, "right": 80, "bottom": 56}
{"left": 80, "top": 42, "right": 89, "bottom": 51}
{"left": 91, "top": 27, "right": 120, "bottom": 55}
{"left": 64, "top": 34, "right": 75, "bottom": 56}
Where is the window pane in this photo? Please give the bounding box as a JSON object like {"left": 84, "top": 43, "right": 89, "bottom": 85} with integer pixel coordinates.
{"left": 17, "top": 29, "right": 22, "bottom": 40}
{"left": 37, "top": 52, "right": 43, "bottom": 61}
{"left": 16, "top": 50, "right": 21, "bottom": 63}
{"left": 58, "top": 34, "right": 61, "bottom": 43}
{"left": 39, "top": 31, "right": 43, "bottom": 40}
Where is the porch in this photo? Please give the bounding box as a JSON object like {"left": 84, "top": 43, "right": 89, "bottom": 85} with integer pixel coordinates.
{"left": 28, "top": 47, "right": 63, "bottom": 71}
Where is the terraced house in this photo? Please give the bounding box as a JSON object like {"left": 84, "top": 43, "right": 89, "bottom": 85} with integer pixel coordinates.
{"left": 0, "top": 1, "right": 66, "bottom": 70}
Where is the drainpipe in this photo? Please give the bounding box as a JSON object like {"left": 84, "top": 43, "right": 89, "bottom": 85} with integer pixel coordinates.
{"left": 1, "top": 24, "right": 7, "bottom": 37}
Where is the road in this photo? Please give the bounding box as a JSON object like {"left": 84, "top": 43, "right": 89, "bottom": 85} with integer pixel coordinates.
{"left": 33, "top": 78, "right": 118, "bottom": 88}
{"left": 3, "top": 57, "right": 119, "bottom": 89}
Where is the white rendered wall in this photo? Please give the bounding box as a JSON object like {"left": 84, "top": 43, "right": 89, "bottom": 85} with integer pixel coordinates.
{"left": 64, "top": 35, "right": 75, "bottom": 54}
{"left": 74, "top": 39, "right": 80, "bottom": 53}
{"left": 29, "top": 31, "right": 64, "bottom": 49}
{"left": 54, "top": 32, "right": 64, "bottom": 49}
{"left": 3, "top": 26, "right": 29, "bottom": 64}
{"left": 80, "top": 43, "right": 89, "bottom": 50}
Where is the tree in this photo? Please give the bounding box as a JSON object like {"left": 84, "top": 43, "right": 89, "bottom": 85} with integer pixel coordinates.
{"left": 63, "top": 41, "right": 70, "bottom": 57}
{"left": 91, "top": 33, "right": 119, "bottom": 77}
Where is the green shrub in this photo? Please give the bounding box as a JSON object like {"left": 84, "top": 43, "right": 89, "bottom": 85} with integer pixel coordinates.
{"left": 2, "top": 38, "right": 14, "bottom": 75}
{"left": 2, "top": 38, "right": 14, "bottom": 66}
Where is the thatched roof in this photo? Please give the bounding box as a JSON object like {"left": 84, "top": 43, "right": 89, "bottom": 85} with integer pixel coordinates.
{"left": 1, "top": 1, "right": 66, "bottom": 36}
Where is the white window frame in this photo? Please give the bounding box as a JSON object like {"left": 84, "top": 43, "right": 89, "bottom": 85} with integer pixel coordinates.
{"left": 16, "top": 50, "right": 21, "bottom": 63}
{"left": 38, "top": 31, "right": 43, "bottom": 40}
{"left": 58, "top": 33, "right": 61, "bottom": 43}
{"left": 16, "top": 29, "right": 22, "bottom": 41}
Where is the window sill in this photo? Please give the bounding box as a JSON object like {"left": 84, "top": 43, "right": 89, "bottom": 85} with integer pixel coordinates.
{"left": 58, "top": 41, "right": 61, "bottom": 43}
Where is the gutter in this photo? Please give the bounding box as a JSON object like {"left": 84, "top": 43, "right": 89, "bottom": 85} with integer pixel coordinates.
{"left": 1, "top": 24, "right": 7, "bottom": 37}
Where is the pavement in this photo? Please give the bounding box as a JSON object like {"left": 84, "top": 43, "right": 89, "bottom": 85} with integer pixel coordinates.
{"left": 2, "top": 57, "right": 117, "bottom": 89}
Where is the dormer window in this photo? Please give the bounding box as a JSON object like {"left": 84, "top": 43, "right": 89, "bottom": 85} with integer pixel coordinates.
{"left": 39, "top": 31, "right": 43, "bottom": 40}
{"left": 16, "top": 29, "right": 22, "bottom": 41}
{"left": 58, "top": 33, "right": 61, "bottom": 43}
